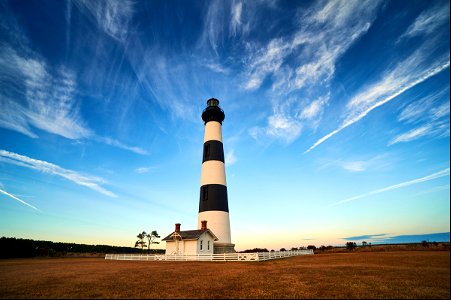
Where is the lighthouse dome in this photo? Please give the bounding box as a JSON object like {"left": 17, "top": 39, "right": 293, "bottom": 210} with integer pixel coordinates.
{"left": 202, "top": 98, "right": 225, "bottom": 124}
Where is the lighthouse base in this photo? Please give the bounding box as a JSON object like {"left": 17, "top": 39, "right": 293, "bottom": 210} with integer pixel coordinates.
{"left": 214, "top": 242, "right": 236, "bottom": 254}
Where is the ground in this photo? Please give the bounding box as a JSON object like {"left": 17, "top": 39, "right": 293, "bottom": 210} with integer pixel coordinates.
{"left": 0, "top": 251, "right": 449, "bottom": 299}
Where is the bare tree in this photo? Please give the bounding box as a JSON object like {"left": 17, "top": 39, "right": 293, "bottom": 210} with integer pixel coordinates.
{"left": 145, "top": 230, "right": 160, "bottom": 252}
{"left": 135, "top": 231, "right": 147, "bottom": 251}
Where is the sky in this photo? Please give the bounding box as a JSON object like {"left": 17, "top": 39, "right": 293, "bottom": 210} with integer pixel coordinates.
{"left": 0, "top": 0, "right": 449, "bottom": 251}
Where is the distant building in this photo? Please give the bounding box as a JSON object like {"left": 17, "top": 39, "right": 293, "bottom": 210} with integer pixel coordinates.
{"left": 162, "top": 222, "right": 218, "bottom": 255}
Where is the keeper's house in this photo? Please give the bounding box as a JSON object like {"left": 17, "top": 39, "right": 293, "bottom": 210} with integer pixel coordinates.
{"left": 162, "top": 221, "right": 218, "bottom": 255}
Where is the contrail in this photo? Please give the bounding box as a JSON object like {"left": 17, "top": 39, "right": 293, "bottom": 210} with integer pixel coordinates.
{"left": 305, "top": 61, "right": 450, "bottom": 154}
{"left": 0, "top": 188, "right": 39, "bottom": 210}
{"left": 330, "top": 168, "right": 450, "bottom": 207}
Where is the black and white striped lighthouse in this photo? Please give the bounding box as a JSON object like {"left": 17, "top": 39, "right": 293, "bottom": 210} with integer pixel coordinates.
{"left": 198, "top": 98, "right": 235, "bottom": 253}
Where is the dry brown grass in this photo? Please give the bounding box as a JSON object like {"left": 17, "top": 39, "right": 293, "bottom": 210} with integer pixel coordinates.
{"left": 0, "top": 251, "right": 449, "bottom": 299}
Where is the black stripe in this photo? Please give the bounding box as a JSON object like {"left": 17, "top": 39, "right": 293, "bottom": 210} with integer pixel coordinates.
{"left": 199, "top": 184, "right": 229, "bottom": 212}
{"left": 202, "top": 140, "right": 224, "bottom": 163}
{"left": 202, "top": 106, "right": 225, "bottom": 124}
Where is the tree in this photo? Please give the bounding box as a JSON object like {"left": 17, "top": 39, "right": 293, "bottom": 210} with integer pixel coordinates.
{"left": 307, "top": 245, "right": 317, "bottom": 251}
{"left": 346, "top": 242, "right": 357, "bottom": 251}
{"left": 362, "top": 241, "right": 368, "bottom": 247}
{"left": 145, "top": 230, "right": 160, "bottom": 252}
{"left": 421, "top": 240, "right": 429, "bottom": 248}
{"left": 240, "top": 248, "right": 269, "bottom": 253}
{"left": 135, "top": 231, "right": 147, "bottom": 251}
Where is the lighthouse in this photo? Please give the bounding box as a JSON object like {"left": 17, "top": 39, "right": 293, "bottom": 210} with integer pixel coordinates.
{"left": 198, "top": 98, "right": 235, "bottom": 253}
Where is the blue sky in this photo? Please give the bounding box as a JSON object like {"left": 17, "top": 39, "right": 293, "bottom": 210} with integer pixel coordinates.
{"left": 0, "top": 0, "right": 449, "bottom": 251}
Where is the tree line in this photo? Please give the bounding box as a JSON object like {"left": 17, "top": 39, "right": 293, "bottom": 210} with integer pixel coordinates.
{"left": 0, "top": 237, "right": 164, "bottom": 258}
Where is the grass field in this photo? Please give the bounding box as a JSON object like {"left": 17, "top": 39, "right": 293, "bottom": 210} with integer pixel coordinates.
{"left": 0, "top": 251, "right": 449, "bottom": 299}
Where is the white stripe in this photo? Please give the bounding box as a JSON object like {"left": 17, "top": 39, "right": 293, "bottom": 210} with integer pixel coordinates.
{"left": 201, "top": 161, "right": 227, "bottom": 186}
{"left": 204, "top": 121, "right": 223, "bottom": 142}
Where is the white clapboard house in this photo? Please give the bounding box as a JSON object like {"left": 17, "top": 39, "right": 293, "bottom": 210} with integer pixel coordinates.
{"left": 162, "top": 221, "right": 218, "bottom": 255}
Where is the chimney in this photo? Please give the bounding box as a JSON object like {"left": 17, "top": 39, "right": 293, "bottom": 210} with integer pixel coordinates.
{"left": 201, "top": 220, "right": 207, "bottom": 231}
{"left": 175, "top": 223, "right": 181, "bottom": 232}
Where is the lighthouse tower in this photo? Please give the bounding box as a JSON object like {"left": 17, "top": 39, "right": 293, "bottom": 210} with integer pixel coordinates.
{"left": 198, "top": 98, "right": 235, "bottom": 253}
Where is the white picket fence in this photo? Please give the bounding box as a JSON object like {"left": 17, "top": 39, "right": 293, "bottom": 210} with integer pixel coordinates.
{"left": 105, "top": 249, "right": 313, "bottom": 262}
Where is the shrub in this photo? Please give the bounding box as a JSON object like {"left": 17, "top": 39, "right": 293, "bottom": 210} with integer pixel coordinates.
{"left": 421, "top": 240, "right": 429, "bottom": 247}
{"left": 346, "top": 242, "right": 357, "bottom": 251}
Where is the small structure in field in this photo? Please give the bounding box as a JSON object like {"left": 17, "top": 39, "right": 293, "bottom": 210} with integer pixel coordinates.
{"left": 162, "top": 221, "right": 218, "bottom": 255}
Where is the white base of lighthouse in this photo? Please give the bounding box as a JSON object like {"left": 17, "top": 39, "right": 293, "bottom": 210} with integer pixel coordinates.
{"left": 197, "top": 211, "right": 235, "bottom": 254}
{"left": 198, "top": 211, "right": 231, "bottom": 243}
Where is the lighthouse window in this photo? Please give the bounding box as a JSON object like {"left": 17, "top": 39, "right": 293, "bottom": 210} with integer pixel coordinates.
{"left": 200, "top": 240, "right": 203, "bottom": 251}
{"left": 202, "top": 186, "right": 208, "bottom": 201}
{"left": 208, "top": 241, "right": 210, "bottom": 250}
{"left": 204, "top": 144, "right": 210, "bottom": 160}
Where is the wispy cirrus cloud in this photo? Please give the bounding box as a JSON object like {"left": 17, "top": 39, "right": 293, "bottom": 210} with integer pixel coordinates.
{"left": 0, "top": 46, "right": 90, "bottom": 140}
{"left": 96, "top": 136, "right": 148, "bottom": 155}
{"left": 134, "top": 166, "right": 158, "bottom": 174}
{"left": 200, "top": 0, "right": 228, "bottom": 54}
{"left": 389, "top": 120, "right": 450, "bottom": 146}
{"left": 72, "top": 0, "right": 134, "bottom": 42}
{"left": 330, "top": 167, "right": 450, "bottom": 207}
{"left": 248, "top": 0, "right": 382, "bottom": 143}
{"left": 200, "top": 0, "right": 252, "bottom": 54}
{"left": 205, "top": 62, "right": 229, "bottom": 74}
{"left": 249, "top": 112, "right": 303, "bottom": 144}
{"left": 229, "top": 1, "right": 243, "bottom": 38}
{"left": 0, "top": 149, "right": 117, "bottom": 197}
{"left": 244, "top": 38, "right": 290, "bottom": 91}
{"left": 0, "top": 98, "right": 37, "bottom": 138}
{"left": 299, "top": 96, "right": 328, "bottom": 121}
{"left": 245, "top": 0, "right": 381, "bottom": 92}
{"left": 0, "top": 187, "right": 39, "bottom": 210}
{"left": 391, "top": 87, "right": 450, "bottom": 146}
{"left": 126, "top": 50, "right": 199, "bottom": 122}
{"left": 398, "top": 1, "right": 450, "bottom": 41}
{"left": 304, "top": 1, "right": 450, "bottom": 153}
{"left": 388, "top": 124, "right": 433, "bottom": 145}
{"left": 0, "top": 45, "right": 146, "bottom": 155}
{"left": 319, "top": 154, "right": 391, "bottom": 173}
{"left": 225, "top": 149, "right": 237, "bottom": 166}
{"left": 431, "top": 101, "right": 450, "bottom": 120}
{"left": 398, "top": 87, "right": 449, "bottom": 124}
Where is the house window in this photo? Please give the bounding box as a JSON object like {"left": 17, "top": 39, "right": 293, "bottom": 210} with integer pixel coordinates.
{"left": 207, "top": 241, "right": 210, "bottom": 251}
{"left": 200, "top": 240, "right": 203, "bottom": 251}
